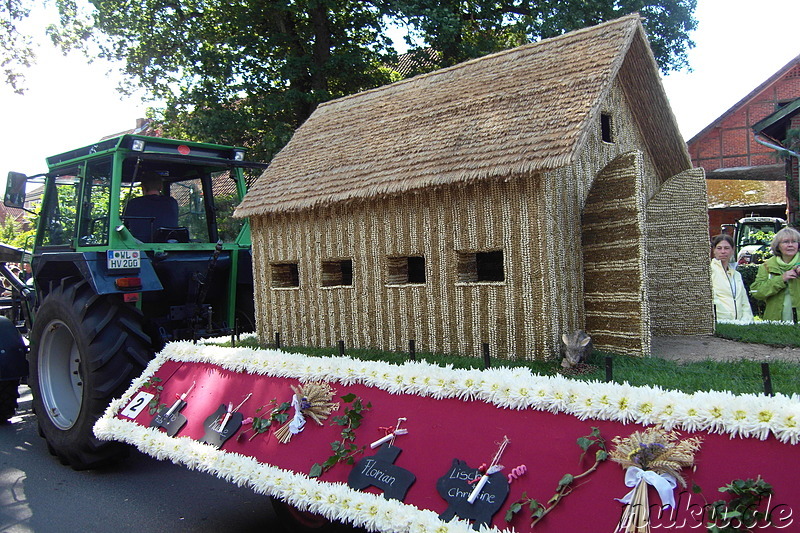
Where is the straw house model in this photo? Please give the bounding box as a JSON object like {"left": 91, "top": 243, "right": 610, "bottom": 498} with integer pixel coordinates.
{"left": 236, "top": 15, "right": 713, "bottom": 360}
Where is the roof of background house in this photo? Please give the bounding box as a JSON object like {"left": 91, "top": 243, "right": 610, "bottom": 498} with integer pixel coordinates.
{"left": 752, "top": 96, "right": 800, "bottom": 140}
{"left": 687, "top": 54, "right": 800, "bottom": 146}
{"left": 237, "top": 14, "right": 690, "bottom": 217}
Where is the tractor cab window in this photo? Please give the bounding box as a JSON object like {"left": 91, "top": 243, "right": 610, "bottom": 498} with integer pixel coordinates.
{"left": 210, "top": 170, "right": 246, "bottom": 242}
{"left": 77, "top": 159, "right": 112, "bottom": 247}
{"left": 40, "top": 172, "right": 79, "bottom": 248}
{"left": 120, "top": 161, "right": 245, "bottom": 244}
{"left": 170, "top": 178, "right": 209, "bottom": 242}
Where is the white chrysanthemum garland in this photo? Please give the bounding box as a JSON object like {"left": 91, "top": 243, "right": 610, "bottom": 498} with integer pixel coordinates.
{"left": 717, "top": 319, "right": 793, "bottom": 325}
{"left": 96, "top": 341, "right": 799, "bottom": 532}
{"left": 123, "top": 341, "right": 799, "bottom": 444}
{"left": 94, "top": 413, "right": 485, "bottom": 533}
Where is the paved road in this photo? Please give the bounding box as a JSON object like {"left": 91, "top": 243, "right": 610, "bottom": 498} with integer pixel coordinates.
{"left": 0, "top": 385, "right": 298, "bottom": 533}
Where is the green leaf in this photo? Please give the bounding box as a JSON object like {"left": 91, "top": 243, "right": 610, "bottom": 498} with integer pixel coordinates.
{"left": 596, "top": 450, "right": 608, "bottom": 462}
{"left": 309, "top": 463, "right": 323, "bottom": 478}
{"left": 692, "top": 482, "right": 703, "bottom": 494}
{"left": 558, "top": 474, "right": 574, "bottom": 489}
{"left": 341, "top": 393, "right": 357, "bottom": 403}
{"left": 576, "top": 437, "right": 592, "bottom": 451}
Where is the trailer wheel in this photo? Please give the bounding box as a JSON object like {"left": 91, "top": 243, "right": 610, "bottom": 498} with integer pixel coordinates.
{"left": 29, "top": 279, "right": 153, "bottom": 469}
{"left": 0, "top": 380, "right": 19, "bottom": 422}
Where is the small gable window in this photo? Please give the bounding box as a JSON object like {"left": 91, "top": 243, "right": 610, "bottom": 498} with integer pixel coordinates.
{"left": 271, "top": 262, "right": 300, "bottom": 288}
{"left": 601, "top": 113, "right": 614, "bottom": 143}
{"left": 387, "top": 255, "right": 426, "bottom": 285}
{"left": 457, "top": 249, "right": 505, "bottom": 283}
{"left": 322, "top": 259, "right": 353, "bottom": 287}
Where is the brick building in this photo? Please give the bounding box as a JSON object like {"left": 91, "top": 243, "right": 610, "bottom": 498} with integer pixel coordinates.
{"left": 687, "top": 54, "right": 800, "bottom": 234}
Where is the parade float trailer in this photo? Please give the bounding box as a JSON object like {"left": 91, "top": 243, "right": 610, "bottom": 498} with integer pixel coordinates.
{"left": 97, "top": 341, "right": 799, "bottom": 532}
{"left": 93, "top": 14, "right": 799, "bottom": 533}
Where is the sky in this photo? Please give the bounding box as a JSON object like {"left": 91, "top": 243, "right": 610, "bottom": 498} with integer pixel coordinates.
{"left": 1, "top": 0, "right": 799, "bottom": 187}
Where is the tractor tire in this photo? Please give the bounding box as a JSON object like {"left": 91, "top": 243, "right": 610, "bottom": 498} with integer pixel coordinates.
{"left": 0, "top": 379, "right": 20, "bottom": 422}
{"left": 29, "top": 278, "right": 153, "bottom": 469}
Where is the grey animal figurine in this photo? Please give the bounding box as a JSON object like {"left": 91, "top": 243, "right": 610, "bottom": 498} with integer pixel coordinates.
{"left": 561, "top": 330, "right": 593, "bottom": 368}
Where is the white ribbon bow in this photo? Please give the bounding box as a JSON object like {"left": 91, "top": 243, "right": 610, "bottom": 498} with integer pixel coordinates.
{"left": 288, "top": 394, "right": 306, "bottom": 435}
{"left": 616, "top": 467, "right": 678, "bottom": 509}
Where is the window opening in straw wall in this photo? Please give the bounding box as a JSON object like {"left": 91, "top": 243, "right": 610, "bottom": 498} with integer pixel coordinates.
{"left": 321, "top": 258, "right": 353, "bottom": 287}
{"left": 270, "top": 262, "right": 299, "bottom": 288}
{"left": 387, "top": 255, "right": 426, "bottom": 285}
{"left": 457, "top": 249, "right": 505, "bottom": 283}
{"left": 601, "top": 112, "right": 614, "bottom": 143}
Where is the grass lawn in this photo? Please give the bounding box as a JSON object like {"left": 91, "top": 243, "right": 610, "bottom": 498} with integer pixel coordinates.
{"left": 230, "top": 323, "right": 800, "bottom": 397}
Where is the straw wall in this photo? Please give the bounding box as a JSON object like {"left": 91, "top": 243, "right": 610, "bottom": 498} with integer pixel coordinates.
{"left": 645, "top": 168, "right": 714, "bottom": 335}
{"left": 251, "top": 174, "right": 553, "bottom": 360}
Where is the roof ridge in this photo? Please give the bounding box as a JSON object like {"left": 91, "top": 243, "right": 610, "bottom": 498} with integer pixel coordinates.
{"left": 318, "top": 14, "right": 644, "bottom": 110}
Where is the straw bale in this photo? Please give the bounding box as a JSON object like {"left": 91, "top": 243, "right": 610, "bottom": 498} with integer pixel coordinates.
{"left": 581, "top": 151, "right": 650, "bottom": 357}
{"left": 645, "top": 168, "right": 714, "bottom": 335}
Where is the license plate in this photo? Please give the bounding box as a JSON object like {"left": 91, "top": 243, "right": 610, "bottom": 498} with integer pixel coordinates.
{"left": 107, "top": 250, "right": 140, "bottom": 269}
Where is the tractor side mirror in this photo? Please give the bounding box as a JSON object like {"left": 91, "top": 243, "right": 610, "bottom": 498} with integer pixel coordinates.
{"left": 4, "top": 171, "right": 28, "bottom": 209}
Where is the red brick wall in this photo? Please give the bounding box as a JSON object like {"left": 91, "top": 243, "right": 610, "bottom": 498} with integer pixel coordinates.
{"left": 688, "top": 63, "right": 800, "bottom": 171}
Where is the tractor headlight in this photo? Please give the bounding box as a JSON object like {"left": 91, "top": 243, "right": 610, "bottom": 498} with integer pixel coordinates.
{"left": 132, "top": 139, "right": 146, "bottom": 151}
{"left": 233, "top": 150, "right": 245, "bottom": 161}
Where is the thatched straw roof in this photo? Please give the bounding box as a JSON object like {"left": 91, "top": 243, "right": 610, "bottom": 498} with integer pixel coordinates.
{"left": 236, "top": 14, "right": 690, "bottom": 217}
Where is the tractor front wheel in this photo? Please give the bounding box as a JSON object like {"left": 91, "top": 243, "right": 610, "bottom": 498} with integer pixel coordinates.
{"left": 29, "top": 279, "right": 153, "bottom": 469}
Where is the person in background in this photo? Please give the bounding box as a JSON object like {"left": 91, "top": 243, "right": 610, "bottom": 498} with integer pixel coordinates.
{"left": 123, "top": 172, "right": 179, "bottom": 242}
{"left": 710, "top": 234, "right": 753, "bottom": 322}
{"left": 749, "top": 227, "right": 800, "bottom": 322}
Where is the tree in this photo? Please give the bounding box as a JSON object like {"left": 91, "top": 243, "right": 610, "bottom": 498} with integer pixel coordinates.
{"left": 392, "top": 0, "right": 697, "bottom": 72}
{"left": 1, "top": 0, "right": 34, "bottom": 94}
{"left": 69, "top": 0, "right": 401, "bottom": 160}
{"left": 1, "top": 0, "right": 93, "bottom": 94}
{"left": 54, "top": 0, "right": 696, "bottom": 160}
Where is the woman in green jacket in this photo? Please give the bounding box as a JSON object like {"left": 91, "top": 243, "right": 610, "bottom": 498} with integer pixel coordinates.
{"left": 750, "top": 227, "right": 800, "bottom": 321}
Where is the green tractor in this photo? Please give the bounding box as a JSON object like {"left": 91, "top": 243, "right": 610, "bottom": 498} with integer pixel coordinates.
{"left": 0, "top": 134, "right": 265, "bottom": 469}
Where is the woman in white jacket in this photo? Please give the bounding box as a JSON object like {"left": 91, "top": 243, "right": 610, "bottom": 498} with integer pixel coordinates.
{"left": 710, "top": 234, "right": 754, "bottom": 322}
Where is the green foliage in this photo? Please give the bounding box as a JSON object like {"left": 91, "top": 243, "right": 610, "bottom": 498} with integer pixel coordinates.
{"left": 393, "top": 0, "right": 697, "bottom": 72}
{"left": 506, "top": 427, "right": 606, "bottom": 526}
{"left": 237, "top": 399, "right": 292, "bottom": 442}
{"left": 40, "top": 0, "right": 696, "bottom": 162}
{"left": 707, "top": 477, "right": 774, "bottom": 532}
{"left": 0, "top": 214, "right": 35, "bottom": 250}
{"left": 0, "top": 0, "right": 34, "bottom": 94}
{"left": 309, "top": 393, "right": 371, "bottom": 478}
{"left": 141, "top": 376, "right": 164, "bottom": 415}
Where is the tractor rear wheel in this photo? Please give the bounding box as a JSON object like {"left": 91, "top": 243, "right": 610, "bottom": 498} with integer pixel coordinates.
{"left": 29, "top": 279, "right": 153, "bottom": 469}
{"left": 0, "top": 379, "right": 19, "bottom": 422}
